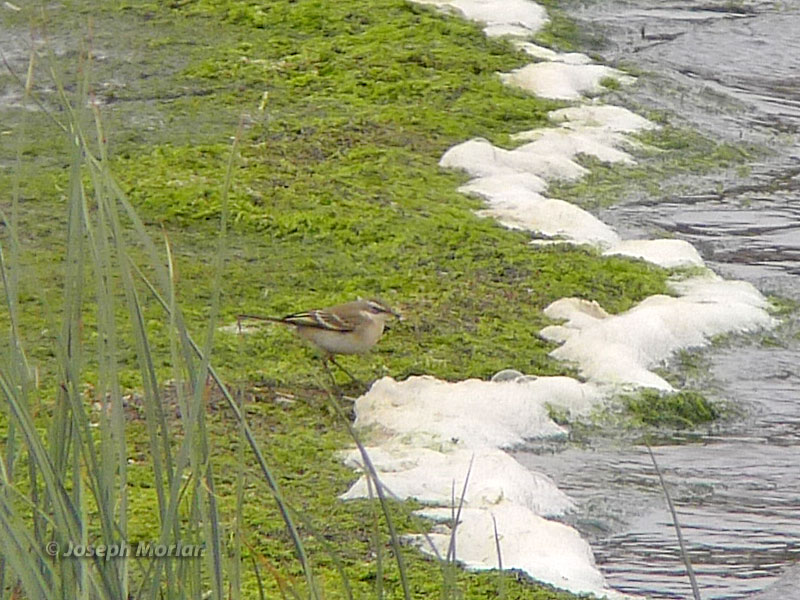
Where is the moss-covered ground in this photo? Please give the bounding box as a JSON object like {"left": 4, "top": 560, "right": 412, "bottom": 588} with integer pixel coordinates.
{"left": 0, "top": 0, "right": 750, "bottom": 597}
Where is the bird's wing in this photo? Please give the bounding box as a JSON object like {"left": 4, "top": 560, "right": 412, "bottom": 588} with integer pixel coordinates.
{"left": 281, "top": 309, "right": 357, "bottom": 332}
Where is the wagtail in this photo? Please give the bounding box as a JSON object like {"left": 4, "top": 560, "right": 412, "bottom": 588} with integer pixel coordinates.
{"left": 238, "top": 298, "right": 400, "bottom": 384}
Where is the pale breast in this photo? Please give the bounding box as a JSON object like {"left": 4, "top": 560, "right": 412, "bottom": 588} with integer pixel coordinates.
{"left": 296, "top": 322, "right": 385, "bottom": 355}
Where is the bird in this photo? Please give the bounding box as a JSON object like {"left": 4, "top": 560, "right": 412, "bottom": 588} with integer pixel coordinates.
{"left": 237, "top": 298, "right": 401, "bottom": 385}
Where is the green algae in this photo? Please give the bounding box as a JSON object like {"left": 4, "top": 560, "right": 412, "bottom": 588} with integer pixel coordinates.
{"left": 549, "top": 124, "right": 759, "bottom": 210}
{"left": 622, "top": 389, "right": 719, "bottom": 429}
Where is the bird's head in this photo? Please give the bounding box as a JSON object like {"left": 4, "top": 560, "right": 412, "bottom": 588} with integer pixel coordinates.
{"left": 363, "top": 298, "right": 402, "bottom": 322}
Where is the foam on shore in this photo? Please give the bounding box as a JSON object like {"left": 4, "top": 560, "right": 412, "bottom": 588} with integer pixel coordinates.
{"left": 340, "top": 375, "right": 626, "bottom": 598}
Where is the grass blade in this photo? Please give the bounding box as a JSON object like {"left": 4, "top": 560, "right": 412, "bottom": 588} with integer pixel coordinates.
{"left": 646, "top": 444, "right": 702, "bottom": 600}
{"left": 322, "top": 386, "right": 412, "bottom": 600}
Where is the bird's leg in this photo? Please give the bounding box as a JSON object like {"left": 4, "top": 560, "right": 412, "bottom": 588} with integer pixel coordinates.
{"left": 321, "top": 355, "right": 340, "bottom": 391}
{"left": 328, "top": 356, "right": 364, "bottom": 388}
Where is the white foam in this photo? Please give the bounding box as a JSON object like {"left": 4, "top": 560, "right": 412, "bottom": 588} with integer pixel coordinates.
{"left": 413, "top": 504, "right": 625, "bottom": 597}
{"left": 604, "top": 239, "right": 706, "bottom": 268}
{"left": 413, "top": 0, "right": 548, "bottom": 37}
{"left": 469, "top": 187, "right": 604, "bottom": 245}
{"left": 515, "top": 41, "right": 594, "bottom": 65}
{"left": 548, "top": 105, "right": 658, "bottom": 133}
{"left": 541, "top": 273, "right": 775, "bottom": 390}
{"left": 442, "top": 107, "right": 655, "bottom": 248}
{"left": 516, "top": 127, "right": 638, "bottom": 165}
{"left": 441, "top": 137, "right": 590, "bottom": 181}
{"left": 341, "top": 446, "right": 575, "bottom": 516}
{"left": 341, "top": 374, "right": 620, "bottom": 597}
{"left": 465, "top": 180, "right": 620, "bottom": 246}
{"left": 501, "top": 62, "right": 635, "bottom": 101}
{"left": 352, "top": 375, "right": 569, "bottom": 448}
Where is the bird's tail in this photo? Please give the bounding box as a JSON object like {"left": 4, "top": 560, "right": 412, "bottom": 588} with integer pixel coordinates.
{"left": 237, "top": 314, "right": 286, "bottom": 323}
{"left": 236, "top": 314, "right": 289, "bottom": 333}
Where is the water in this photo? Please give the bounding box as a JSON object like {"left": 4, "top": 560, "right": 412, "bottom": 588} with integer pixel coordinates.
{"left": 517, "top": 1, "right": 800, "bottom": 598}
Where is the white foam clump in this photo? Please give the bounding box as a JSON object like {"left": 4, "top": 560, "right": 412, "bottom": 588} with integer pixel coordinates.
{"left": 604, "top": 239, "right": 705, "bottom": 268}
{"left": 514, "top": 41, "right": 594, "bottom": 65}
{"left": 441, "top": 105, "right": 655, "bottom": 249}
{"left": 352, "top": 375, "right": 583, "bottom": 448}
{"left": 442, "top": 106, "right": 720, "bottom": 270}
{"left": 340, "top": 375, "right": 624, "bottom": 597}
{"left": 441, "top": 137, "right": 590, "bottom": 181}
{"left": 415, "top": 505, "right": 628, "bottom": 598}
{"left": 549, "top": 105, "right": 657, "bottom": 133}
{"left": 541, "top": 272, "right": 776, "bottom": 390}
{"left": 412, "top": 0, "right": 548, "bottom": 37}
{"left": 413, "top": 3, "right": 632, "bottom": 101}
{"left": 459, "top": 169, "right": 619, "bottom": 246}
{"left": 513, "top": 127, "right": 640, "bottom": 165}
{"left": 468, "top": 181, "right": 621, "bottom": 247}
{"left": 501, "top": 62, "right": 635, "bottom": 101}
{"left": 502, "top": 41, "right": 635, "bottom": 102}
{"left": 341, "top": 446, "right": 575, "bottom": 517}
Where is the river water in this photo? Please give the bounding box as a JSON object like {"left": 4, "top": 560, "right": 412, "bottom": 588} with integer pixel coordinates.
{"left": 517, "top": 1, "right": 800, "bottom": 598}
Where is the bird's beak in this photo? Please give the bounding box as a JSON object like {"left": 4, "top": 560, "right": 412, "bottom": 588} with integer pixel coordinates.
{"left": 391, "top": 308, "right": 403, "bottom": 321}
